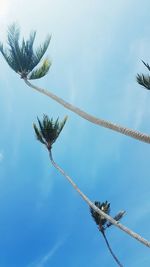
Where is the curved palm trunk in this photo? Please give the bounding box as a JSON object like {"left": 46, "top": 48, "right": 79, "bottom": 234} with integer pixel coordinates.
{"left": 24, "top": 79, "right": 150, "bottom": 144}
{"left": 49, "top": 150, "right": 150, "bottom": 248}
{"left": 101, "top": 230, "right": 123, "bottom": 267}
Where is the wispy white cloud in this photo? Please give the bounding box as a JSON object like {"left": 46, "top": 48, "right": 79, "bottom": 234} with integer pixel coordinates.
{"left": 28, "top": 239, "right": 65, "bottom": 267}
{"left": 37, "top": 241, "right": 63, "bottom": 267}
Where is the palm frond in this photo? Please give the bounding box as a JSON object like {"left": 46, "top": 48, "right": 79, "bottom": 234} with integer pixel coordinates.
{"left": 28, "top": 58, "right": 51, "bottom": 79}
{"left": 56, "top": 116, "right": 68, "bottom": 138}
{"left": 33, "top": 123, "right": 46, "bottom": 145}
{"left": 7, "top": 24, "right": 23, "bottom": 72}
{"left": 34, "top": 35, "right": 51, "bottom": 64}
{"left": 19, "top": 31, "right": 36, "bottom": 73}
{"left": 107, "top": 210, "right": 126, "bottom": 228}
{"left": 142, "top": 60, "right": 150, "bottom": 71}
{"left": 136, "top": 74, "right": 150, "bottom": 90}
{"left": 37, "top": 116, "right": 47, "bottom": 139}
{"left": 33, "top": 115, "right": 67, "bottom": 150}
{"left": 0, "top": 42, "right": 18, "bottom": 71}
{"left": 137, "top": 60, "right": 150, "bottom": 90}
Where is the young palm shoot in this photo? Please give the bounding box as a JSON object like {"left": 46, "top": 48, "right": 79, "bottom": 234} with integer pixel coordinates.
{"left": 1, "top": 24, "right": 150, "bottom": 144}
{"left": 90, "top": 201, "right": 124, "bottom": 267}
{"left": 33, "top": 115, "right": 150, "bottom": 248}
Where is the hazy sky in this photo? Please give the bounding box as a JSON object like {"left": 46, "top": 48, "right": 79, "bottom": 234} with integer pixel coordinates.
{"left": 0, "top": 1, "right": 150, "bottom": 266}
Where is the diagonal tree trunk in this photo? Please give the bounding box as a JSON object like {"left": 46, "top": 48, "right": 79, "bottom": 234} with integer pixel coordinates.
{"left": 101, "top": 229, "right": 123, "bottom": 267}
{"left": 24, "top": 78, "right": 150, "bottom": 144}
{"left": 49, "top": 150, "right": 150, "bottom": 248}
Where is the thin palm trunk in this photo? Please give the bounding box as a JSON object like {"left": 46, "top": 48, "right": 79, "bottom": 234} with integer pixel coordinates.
{"left": 24, "top": 78, "right": 150, "bottom": 144}
{"left": 49, "top": 150, "right": 150, "bottom": 248}
{"left": 101, "top": 230, "right": 123, "bottom": 267}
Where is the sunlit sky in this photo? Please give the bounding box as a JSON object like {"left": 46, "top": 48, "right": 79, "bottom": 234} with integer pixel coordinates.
{"left": 0, "top": 1, "right": 150, "bottom": 266}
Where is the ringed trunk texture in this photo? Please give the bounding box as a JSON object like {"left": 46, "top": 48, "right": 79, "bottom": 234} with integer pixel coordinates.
{"left": 49, "top": 151, "right": 150, "bottom": 248}
{"left": 24, "top": 79, "right": 150, "bottom": 144}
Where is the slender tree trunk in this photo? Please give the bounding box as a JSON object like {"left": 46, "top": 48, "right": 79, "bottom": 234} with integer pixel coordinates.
{"left": 101, "top": 230, "right": 123, "bottom": 267}
{"left": 49, "top": 150, "right": 150, "bottom": 248}
{"left": 24, "top": 79, "right": 150, "bottom": 144}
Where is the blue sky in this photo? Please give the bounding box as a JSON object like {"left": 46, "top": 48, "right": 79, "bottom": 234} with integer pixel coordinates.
{"left": 0, "top": 1, "right": 150, "bottom": 266}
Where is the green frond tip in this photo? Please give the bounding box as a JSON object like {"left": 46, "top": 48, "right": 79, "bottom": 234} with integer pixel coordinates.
{"left": 57, "top": 115, "right": 68, "bottom": 137}
{"left": 35, "top": 35, "right": 51, "bottom": 63}
{"left": 33, "top": 123, "right": 46, "bottom": 145}
{"left": 106, "top": 210, "right": 126, "bottom": 228}
{"left": 0, "top": 23, "right": 51, "bottom": 79}
{"left": 28, "top": 58, "right": 51, "bottom": 79}
{"left": 136, "top": 74, "right": 150, "bottom": 90}
{"left": 33, "top": 115, "right": 68, "bottom": 150}
{"left": 90, "top": 201, "right": 110, "bottom": 230}
{"left": 142, "top": 60, "right": 150, "bottom": 71}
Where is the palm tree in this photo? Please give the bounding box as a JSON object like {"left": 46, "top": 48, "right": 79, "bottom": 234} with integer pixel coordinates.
{"left": 33, "top": 114, "right": 150, "bottom": 248}
{"left": 90, "top": 201, "right": 123, "bottom": 267}
{"left": 137, "top": 60, "right": 150, "bottom": 90}
{"left": 1, "top": 24, "right": 150, "bottom": 144}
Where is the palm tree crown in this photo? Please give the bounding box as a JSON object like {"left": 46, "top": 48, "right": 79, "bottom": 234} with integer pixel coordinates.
{"left": 90, "top": 201, "right": 110, "bottom": 230}
{"left": 0, "top": 24, "right": 51, "bottom": 79}
{"left": 90, "top": 201, "right": 124, "bottom": 266}
{"left": 90, "top": 201, "right": 125, "bottom": 231}
{"left": 33, "top": 115, "right": 67, "bottom": 150}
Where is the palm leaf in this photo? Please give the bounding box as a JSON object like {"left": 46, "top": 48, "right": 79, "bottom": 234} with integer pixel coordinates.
{"left": 136, "top": 74, "right": 150, "bottom": 90}
{"left": 33, "top": 123, "right": 46, "bottom": 145}
{"left": 137, "top": 60, "right": 150, "bottom": 90}
{"left": 7, "top": 24, "right": 23, "bottom": 73}
{"left": 142, "top": 60, "right": 150, "bottom": 71}
{"left": 28, "top": 59, "right": 51, "bottom": 80}
{"left": 56, "top": 116, "right": 68, "bottom": 138}
{"left": 106, "top": 210, "right": 126, "bottom": 228}
{"left": 0, "top": 42, "right": 18, "bottom": 71}
{"left": 37, "top": 116, "right": 47, "bottom": 140}
{"left": 19, "top": 31, "right": 36, "bottom": 73}
{"left": 34, "top": 35, "right": 51, "bottom": 64}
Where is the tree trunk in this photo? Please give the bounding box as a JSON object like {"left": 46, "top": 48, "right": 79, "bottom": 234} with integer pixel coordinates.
{"left": 101, "top": 230, "right": 123, "bottom": 267}
{"left": 24, "top": 79, "right": 150, "bottom": 144}
{"left": 49, "top": 150, "right": 150, "bottom": 248}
